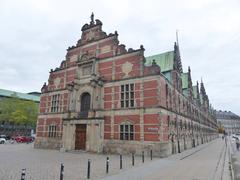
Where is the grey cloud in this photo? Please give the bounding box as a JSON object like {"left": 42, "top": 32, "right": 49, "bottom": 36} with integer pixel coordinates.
{"left": 0, "top": 0, "right": 240, "bottom": 115}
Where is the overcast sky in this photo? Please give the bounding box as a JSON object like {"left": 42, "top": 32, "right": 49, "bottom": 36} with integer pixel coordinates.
{"left": 0, "top": 0, "right": 240, "bottom": 114}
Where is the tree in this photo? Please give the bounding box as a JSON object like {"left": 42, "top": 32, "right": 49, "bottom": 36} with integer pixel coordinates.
{"left": 0, "top": 97, "right": 38, "bottom": 126}
{"left": 218, "top": 126, "right": 225, "bottom": 134}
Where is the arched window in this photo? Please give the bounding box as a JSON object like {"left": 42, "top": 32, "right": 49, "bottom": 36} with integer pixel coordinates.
{"left": 80, "top": 92, "right": 91, "bottom": 118}
{"left": 120, "top": 121, "right": 134, "bottom": 140}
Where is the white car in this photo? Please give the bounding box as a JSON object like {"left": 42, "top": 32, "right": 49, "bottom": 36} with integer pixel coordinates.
{"left": 0, "top": 138, "right": 6, "bottom": 144}
{"left": 234, "top": 133, "right": 240, "bottom": 140}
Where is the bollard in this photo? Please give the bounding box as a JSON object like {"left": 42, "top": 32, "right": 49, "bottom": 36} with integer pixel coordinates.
{"left": 21, "top": 168, "right": 26, "bottom": 180}
{"left": 132, "top": 153, "right": 135, "bottom": 166}
{"left": 120, "top": 154, "right": 122, "bottom": 169}
{"left": 106, "top": 157, "right": 109, "bottom": 174}
{"left": 60, "top": 163, "right": 64, "bottom": 180}
{"left": 87, "top": 159, "right": 91, "bottom": 179}
{"left": 142, "top": 151, "right": 144, "bottom": 163}
{"left": 150, "top": 150, "right": 153, "bottom": 160}
{"left": 177, "top": 140, "right": 181, "bottom": 153}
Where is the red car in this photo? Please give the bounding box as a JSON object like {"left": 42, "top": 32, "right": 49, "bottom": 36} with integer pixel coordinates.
{"left": 14, "top": 136, "right": 33, "bottom": 143}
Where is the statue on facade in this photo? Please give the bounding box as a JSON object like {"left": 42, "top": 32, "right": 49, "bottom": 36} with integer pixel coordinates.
{"left": 90, "top": 12, "right": 94, "bottom": 25}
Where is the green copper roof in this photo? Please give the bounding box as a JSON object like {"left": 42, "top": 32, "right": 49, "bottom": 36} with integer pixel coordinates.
{"left": 0, "top": 89, "right": 40, "bottom": 102}
{"left": 192, "top": 86, "right": 198, "bottom": 99}
{"left": 181, "top": 73, "right": 188, "bottom": 89}
{"left": 145, "top": 51, "right": 174, "bottom": 72}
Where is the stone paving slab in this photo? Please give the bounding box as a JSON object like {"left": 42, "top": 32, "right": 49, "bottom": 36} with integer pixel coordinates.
{"left": 0, "top": 138, "right": 232, "bottom": 180}
{"left": 102, "top": 138, "right": 232, "bottom": 180}
{"left": 229, "top": 137, "right": 240, "bottom": 180}
{"left": 0, "top": 143, "right": 154, "bottom": 180}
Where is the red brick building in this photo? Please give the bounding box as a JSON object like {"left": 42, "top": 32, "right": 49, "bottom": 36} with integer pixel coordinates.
{"left": 35, "top": 14, "right": 218, "bottom": 157}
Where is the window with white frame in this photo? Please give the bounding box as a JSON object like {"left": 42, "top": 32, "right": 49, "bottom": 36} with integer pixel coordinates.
{"left": 51, "top": 94, "right": 60, "bottom": 112}
{"left": 120, "top": 84, "right": 134, "bottom": 108}
{"left": 48, "top": 124, "right": 57, "bottom": 138}
{"left": 120, "top": 122, "right": 134, "bottom": 140}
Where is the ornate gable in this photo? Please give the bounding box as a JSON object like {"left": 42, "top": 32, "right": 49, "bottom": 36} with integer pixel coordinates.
{"left": 77, "top": 13, "right": 108, "bottom": 46}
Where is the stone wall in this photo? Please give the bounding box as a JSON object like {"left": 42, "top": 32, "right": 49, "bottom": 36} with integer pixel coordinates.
{"left": 103, "top": 140, "right": 170, "bottom": 157}
{"left": 34, "top": 137, "right": 62, "bottom": 149}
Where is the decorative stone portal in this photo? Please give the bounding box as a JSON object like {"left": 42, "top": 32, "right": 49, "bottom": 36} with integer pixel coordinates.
{"left": 62, "top": 119, "right": 104, "bottom": 153}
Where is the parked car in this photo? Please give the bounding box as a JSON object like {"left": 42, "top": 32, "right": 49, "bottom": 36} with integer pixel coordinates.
{"left": 14, "top": 136, "right": 34, "bottom": 143}
{"left": 234, "top": 133, "right": 240, "bottom": 140}
{"left": 0, "top": 138, "right": 6, "bottom": 144}
{"left": 0, "top": 135, "right": 10, "bottom": 140}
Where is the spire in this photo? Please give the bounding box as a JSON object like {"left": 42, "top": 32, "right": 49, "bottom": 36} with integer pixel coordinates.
{"left": 188, "top": 66, "right": 191, "bottom": 74}
{"left": 200, "top": 79, "right": 205, "bottom": 95}
{"left": 176, "top": 30, "right": 179, "bottom": 46}
{"left": 173, "top": 41, "right": 183, "bottom": 73}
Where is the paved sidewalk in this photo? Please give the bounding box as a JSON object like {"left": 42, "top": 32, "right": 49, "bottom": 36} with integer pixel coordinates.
{"left": 102, "top": 138, "right": 232, "bottom": 180}
{"left": 229, "top": 137, "right": 240, "bottom": 180}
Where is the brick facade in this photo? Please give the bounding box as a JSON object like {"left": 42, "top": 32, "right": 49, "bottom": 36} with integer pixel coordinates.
{"left": 34, "top": 14, "right": 218, "bottom": 157}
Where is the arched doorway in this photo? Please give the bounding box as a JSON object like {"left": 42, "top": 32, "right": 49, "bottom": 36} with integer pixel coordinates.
{"left": 80, "top": 92, "right": 91, "bottom": 118}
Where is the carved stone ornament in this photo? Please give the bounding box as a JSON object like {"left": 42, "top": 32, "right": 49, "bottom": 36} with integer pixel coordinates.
{"left": 54, "top": 77, "right": 61, "bottom": 87}
{"left": 121, "top": 61, "right": 133, "bottom": 77}
{"left": 86, "top": 30, "right": 95, "bottom": 41}
{"left": 79, "top": 54, "right": 88, "bottom": 61}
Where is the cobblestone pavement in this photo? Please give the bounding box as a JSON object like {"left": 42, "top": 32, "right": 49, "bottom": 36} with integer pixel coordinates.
{"left": 0, "top": 143, "right": 155, "bottom": 180}
{"left": 102, "top": 138, "right": 232, "bottom": 180}
{"left": 0, "top": 139, "right": 232, "bottom": 180}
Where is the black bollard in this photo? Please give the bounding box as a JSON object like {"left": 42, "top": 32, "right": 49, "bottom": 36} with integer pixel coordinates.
{"left": 132, "top": 153, "right": 135, "bottom": 166}
{"left": 60, "top": 163, "right": 64, "bottom": 180}
{"left": 178, "top": 140, "right": 181, "bottom": 153}
{"left": 150, "top": 150, "right": 153, "bottom": 160}
{"left": 106, "top": 157, "right": 109, "bottom": 174}
{"left": 87, "top": 159, "right": 91, "bottom": 179}
{"left": 21, "top": 168, "right": 26, "bottom": 180}
{"left": 120, "top": 154, "right": 122, "bottom": 169}
{"left": 142, "top": 151, "right": 144, "bottom": 163}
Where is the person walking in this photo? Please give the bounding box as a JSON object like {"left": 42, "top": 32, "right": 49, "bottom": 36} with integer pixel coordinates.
{"left": 236, "top": 137, "right": 240, "bottom": 151}
{"left": 225, "top": 135, "right": 227, "bottom": 147}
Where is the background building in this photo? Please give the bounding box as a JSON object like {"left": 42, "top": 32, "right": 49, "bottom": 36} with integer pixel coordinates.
{"left": 216, "top": 110, "right": 240, "bottom": 135}
{"left": 0, "top": 88, "right": 40, "bottom": 137}
{"left": 35, "top": 14, "right": 218, "bottom": 157}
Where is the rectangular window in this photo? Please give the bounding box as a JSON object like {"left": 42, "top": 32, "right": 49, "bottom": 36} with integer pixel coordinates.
{"left": 51, "top": 94, "right": 60, "bottom": 112}
{"left": 48, "top": 125, "right": 57, "bottom": 138}
{"left": 120, "top": 83, "right": 134, "bottom": 108}
{"left": 120, "top": 123, "right": 134, "bottom": 140}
